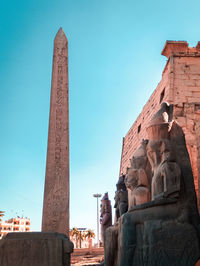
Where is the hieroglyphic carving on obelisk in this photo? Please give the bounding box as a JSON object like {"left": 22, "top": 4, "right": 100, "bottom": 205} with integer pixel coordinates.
{"left": 42, "top": 28, "right": 69, "bottom": 236}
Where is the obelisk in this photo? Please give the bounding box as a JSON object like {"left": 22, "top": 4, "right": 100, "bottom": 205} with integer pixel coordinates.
{"left": 0, "top": 28, "right": 73, "bottom": 266}
{"left": 42, "top": 28, "right": 70, "bottom": 236}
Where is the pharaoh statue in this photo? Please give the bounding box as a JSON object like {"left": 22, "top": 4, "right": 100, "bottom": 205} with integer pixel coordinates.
{"left": 114, "top": 175, "right": 128, "bottom": 220}
{"left": 114, "top": 102, "right": 200, "bottom": 266}
{"left": 146, "top": 102, "right": 180, "bottom": 201}
{"left": 125, "top": 140, "right": 151, "bottom": 210}
{"left": 100, "top": 193, "right": 112, "bottom": 245}
{"left": 104, "top": 176, "right": 128, "bottom": 266}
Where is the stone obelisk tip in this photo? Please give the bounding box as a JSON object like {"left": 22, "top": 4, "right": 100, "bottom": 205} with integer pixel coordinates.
{"left": 55, "top": 27, "right": 68, "bottom": 42}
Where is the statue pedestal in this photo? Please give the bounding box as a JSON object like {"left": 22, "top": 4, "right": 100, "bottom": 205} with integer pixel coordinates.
{"left": 132, "top": 220, "right": 200, "bottom": 266}
{"left": 0, "top": 232, "right": 74, "bottom": 266}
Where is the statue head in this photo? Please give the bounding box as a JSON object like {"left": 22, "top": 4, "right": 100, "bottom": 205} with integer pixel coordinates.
{"left": 125, "top": 168, "right": 139, "bottom": 191}
{"left": 130, "top": 139, "right": 148, "bottom": 169}
{"left": 116, "top": 175, "right": 127, "bottom": 191}
{"left": 101, "top": 193, "right": 111, "bottom": 216}
{"left": 146, "top": 139, "right": 174, "bottom": 169}
{"left": 146, "top": 102, "right": 173, "bottom": 141}
{"left": 125, "top": 167, "right": 149, "bottom": 191}
{"left": 102, "top": 192, "right": 109, "bottom": 201}
{"left": 114, "top": 191, "right": 120, "bottom": 208}
{"left": 100, "top": 193, "right": 112, "bottom": 228}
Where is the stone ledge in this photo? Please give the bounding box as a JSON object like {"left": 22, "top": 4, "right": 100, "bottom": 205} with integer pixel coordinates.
{"left": 0, "top": 232, "right": 74, "bottom": 266}
{"left": 162, "top": 40, "right": 200, "bottom": 59}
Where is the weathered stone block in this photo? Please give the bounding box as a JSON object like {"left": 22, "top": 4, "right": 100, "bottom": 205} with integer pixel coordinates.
{"left": 0, "top": 232, "right": 74, "bottom": 266}
{"left": 132, "top": 220, "right": 200, "bottom": 266}
{"left": 186, "top": 118, "right": 195, "bottom": 132}
{"left": 188, "top": 98, "right": 200, "bottom": 104}
{"left": 184, "top": 103, "right": 195, "bottom": 114}
{"left": 173, "top": 106, "right": 183, "bottom": 117}
{"left": 185, "top": 132, "right": 196, "bottom": 145}
{"left": 185, "top": 113, "right": 195, "bottom": 121}
{"left": 175, "top": 79, "right": 196, "bottom": 87}
{"left": 176, "top": 117, "right": 186, "bottom": 127}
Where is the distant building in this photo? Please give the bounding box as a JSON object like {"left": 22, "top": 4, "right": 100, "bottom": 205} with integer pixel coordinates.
{"left": 0, "top": 217, "right": 31, "bottom": 238}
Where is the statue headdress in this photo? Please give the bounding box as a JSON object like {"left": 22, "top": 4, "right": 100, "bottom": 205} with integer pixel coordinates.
{"left": 146, "top": 102, "right": 173, "bottom": 140}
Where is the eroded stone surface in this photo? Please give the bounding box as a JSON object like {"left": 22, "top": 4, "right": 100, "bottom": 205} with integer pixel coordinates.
{"left": 0, "top": 232, "right": 73, "bottom": 266}
{"left": 42, "top": 28, "right": 70, "bottom": 235}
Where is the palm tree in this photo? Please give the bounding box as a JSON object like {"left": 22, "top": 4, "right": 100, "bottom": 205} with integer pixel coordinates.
{"left": 84, "top": 229, "right": 95, "bottom": 239}
{"left": 84, "top": 229, "right": 95, "bottom": 250}
{"left": 70, "top": 227, "right": 80, "bottom": 248}
{"left": 79, "top": 230, "right": 84, "bottom": 248}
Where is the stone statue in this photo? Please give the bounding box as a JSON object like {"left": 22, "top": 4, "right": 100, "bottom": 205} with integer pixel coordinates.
{"left": 114, "top": 175, "right": 128, "bottom": 220}
{"left": 100, "top": 193, "right": 112, "bottom": 244}
{"left": 147, "top": 139, "right": 181, "bottom": 200}
{"left": 125, "top": 168, "right": 150, "bottom": 206}
{"left": 104, "top": 176, "right": 128, "bottom": 266}
{"left": 114, "top": 102, "right": 200, "bottom": 266}
{"left": 125, "top": 140, "right": 151, "bottom": 210}
{"left": 146, "top": 102, "right": 180, "bottom": 201}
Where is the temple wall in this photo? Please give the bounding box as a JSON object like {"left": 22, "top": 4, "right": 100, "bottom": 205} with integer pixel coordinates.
{"left": 120, "top": 41, "right": 200, "bottom": 210}
{"left": 120, "top": 60, "right": 171, "bottom": 174}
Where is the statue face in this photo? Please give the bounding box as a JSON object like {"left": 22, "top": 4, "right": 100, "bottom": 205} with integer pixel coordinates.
{"left": 101, "top": 200, "right": 111, "bottom": 216}
{"left": 147, "top": 139, "right": 173, "bottom": 169}
{"left": 116, "top": 175, "right": 126, "bottom": 191}
{"left": 125, "top": 169, "right": 139, "bottom": 191}
{"left": 131, "top": 155, "right": 147, "bottom": 169}
{"left": 160, "top": 140, "right": 173, "bottom": 162}
{"left": 114, "top": 191, "right": 119, "bottom": 207}
{"left": 147, "top": 140, "right": 162, "bottom": 169}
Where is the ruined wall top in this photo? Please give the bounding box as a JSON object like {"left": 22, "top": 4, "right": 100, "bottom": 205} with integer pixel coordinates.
{"left": 162, "top": 40, "right": 200, "bottom": 59}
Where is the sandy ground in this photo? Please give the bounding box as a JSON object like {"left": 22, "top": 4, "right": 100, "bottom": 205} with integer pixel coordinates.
{"left": 71, "top": 247, "right": 104, "bottom": 266}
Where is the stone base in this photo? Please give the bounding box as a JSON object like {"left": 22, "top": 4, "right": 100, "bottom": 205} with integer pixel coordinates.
{"left": 117, "top": 215, "right": 200, "bottom": 266}
{"left": 104, "top": 225, "right": 118, "bottom": 266}
{"left": 0, "top": 232, "right": 74, "bottom": 266}
{"left": 132, "top": 220, "right": 200, "bottom": 266}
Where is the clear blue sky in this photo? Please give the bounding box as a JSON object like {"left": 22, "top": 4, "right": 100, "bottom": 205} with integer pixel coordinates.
{"left": 1, "top": 0, "right": 200, "bottom": 235}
